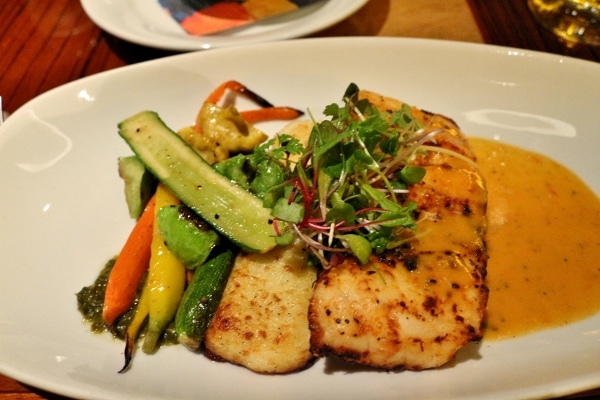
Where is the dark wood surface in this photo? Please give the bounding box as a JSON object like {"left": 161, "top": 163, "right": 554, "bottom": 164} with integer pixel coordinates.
{"left": 0, "top": 0, "right": 598, "bottom": 399}
{"left": 0, "top": 0, "right": 175, "bottom": 115}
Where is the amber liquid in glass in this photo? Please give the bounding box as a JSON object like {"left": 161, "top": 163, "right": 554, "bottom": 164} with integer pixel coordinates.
{"left": 528, "top": 0, "right": 600, "bottom": 45}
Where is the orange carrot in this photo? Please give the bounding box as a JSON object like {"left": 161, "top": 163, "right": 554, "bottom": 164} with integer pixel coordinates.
{"left": 102, "top": 195, "right": 156, "bottom": 326}
{"left": 204, "top": 80, "right": 288, "bottom": 110}
{"left": 240, "top": 107, "right": 304, "bottom": 124}
{"left": 204, "top": 80, "right": 247, "bottom": 105}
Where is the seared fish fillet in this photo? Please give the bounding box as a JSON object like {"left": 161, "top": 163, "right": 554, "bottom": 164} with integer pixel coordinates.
{"left": 308, "top": 90, "right": 489, "bottom": 370}
{"left": 204, "top": 238, "right": 317, "bottom": 373}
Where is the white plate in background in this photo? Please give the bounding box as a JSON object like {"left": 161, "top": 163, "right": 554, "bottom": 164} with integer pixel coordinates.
{"left": 80, "top": 0, "right": 368, "bottom": 51}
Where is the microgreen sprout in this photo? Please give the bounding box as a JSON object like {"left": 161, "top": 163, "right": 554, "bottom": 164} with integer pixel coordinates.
{"left": 215, "top": 83, "right": 443, "bottom": 267}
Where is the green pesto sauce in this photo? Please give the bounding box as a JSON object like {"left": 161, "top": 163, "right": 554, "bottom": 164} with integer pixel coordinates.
{"left": 76, "top": 257, "right": 177, "bottom": 345}
{"left": 76, "top": 257, "right": 133, "bottom": 338}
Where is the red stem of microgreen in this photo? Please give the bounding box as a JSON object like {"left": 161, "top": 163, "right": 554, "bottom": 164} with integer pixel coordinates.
{"left": 356, "top": 206, "right": 386, "bottom": 215}
{"left": 335, "top": 219, "right": 382, "bottom": 232}
{"left": 272, "top": 217, "right": 282, "bottom": 236}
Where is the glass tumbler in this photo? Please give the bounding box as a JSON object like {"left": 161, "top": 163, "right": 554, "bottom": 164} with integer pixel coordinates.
{"left": 528, "top": 0, "right": 600, "bottom": 46}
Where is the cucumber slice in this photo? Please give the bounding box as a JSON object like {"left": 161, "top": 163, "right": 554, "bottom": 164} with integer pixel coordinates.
{"left": 118, "top": 111, "right": 278, "bottom": 253}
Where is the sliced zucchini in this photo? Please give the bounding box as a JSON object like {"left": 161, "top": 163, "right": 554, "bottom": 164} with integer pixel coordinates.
{"left": 117, "top": 155, "right": 157, "bottom": 219}
{"left": 118, "top": 111, "right": 278, "bottom": 253}
{"left": 175, "top": 250, "right": 235, "bottom": 351}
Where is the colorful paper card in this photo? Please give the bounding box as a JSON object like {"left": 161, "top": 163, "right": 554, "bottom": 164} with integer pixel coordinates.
{"left": 159, "top": 0, "right": 324, "bottom": 36}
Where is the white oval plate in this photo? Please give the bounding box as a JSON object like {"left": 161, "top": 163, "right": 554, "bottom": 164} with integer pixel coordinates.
{"left": 80, "top": 0, "right": 368, "bottom": 51}
{"left": 0, "top": 38, "right": 599, "bottom": 400}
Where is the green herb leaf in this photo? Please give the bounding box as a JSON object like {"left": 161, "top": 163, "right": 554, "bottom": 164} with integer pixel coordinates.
{"left": 251, "top": 159, "right": 285, "bottom": 199}
{"left": 272, "top": 197, "right": 304, "bottom": 224}
{"left": 274, "top": 230, "right": 295, "bottom": 246}
{"left": 235, "top": 82, "right": 435, "bottom": 268}
{"left": 399, "top": 165, "right": 426, "bottom": 185}
{"left": 342, "top": 234, "right": 372, "bottom": 264}
{"left": 326, "top": 195, "right": 356, "bottom": 226}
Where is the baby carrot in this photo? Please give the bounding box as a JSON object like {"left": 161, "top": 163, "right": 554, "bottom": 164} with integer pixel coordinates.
{"left": 203, "top": 81, "right": 249, "bottom": 105}
{"left": 102, "top": 195, "right": 156, "bottom": 326}
{"left": 240, "top": 107, "right": 303, "bottom": 124}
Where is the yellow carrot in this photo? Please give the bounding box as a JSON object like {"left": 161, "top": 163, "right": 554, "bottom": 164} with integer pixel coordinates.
{"left": 142, "top": 183, "right": 187, "bottom": 354}
{"left": 102, "top": 195, "right": 155, "bottom": 326}
{"left": 119, "top": 278, "right": 150, "bottom": 373}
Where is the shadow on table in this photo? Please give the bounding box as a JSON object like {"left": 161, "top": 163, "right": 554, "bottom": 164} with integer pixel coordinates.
{"left": 104, "top": 32, "right": 179, "bottom": 65}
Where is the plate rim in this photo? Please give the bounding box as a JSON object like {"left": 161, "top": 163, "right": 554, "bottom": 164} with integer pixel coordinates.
{"left": 8, "top": 36, "right": 600, "bottom": 117}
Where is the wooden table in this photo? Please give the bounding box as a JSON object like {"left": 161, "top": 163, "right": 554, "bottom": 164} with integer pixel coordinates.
{"left": 0, "top": 0, "right": 598, "bottom": 398}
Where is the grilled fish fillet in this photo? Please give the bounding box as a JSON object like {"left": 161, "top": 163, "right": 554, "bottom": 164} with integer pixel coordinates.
{"left": 203, "top": 238, "right": 317, "bottom": 373}
{"left": 308, "top": 90, "right": 489, "bottom": 370}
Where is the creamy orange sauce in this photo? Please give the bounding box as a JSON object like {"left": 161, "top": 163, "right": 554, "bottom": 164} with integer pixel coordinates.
{"left": 470, "top": 139, "right": 600, "bottom": 340}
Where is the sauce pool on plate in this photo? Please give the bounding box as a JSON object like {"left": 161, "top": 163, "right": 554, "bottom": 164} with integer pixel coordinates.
{"left": 470, "top": 139, "right": 600, "bottom": 340}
